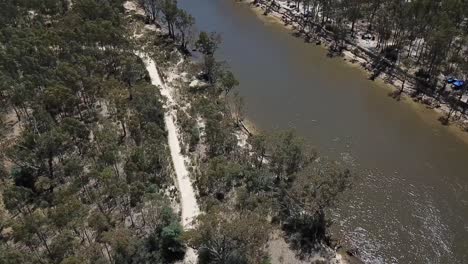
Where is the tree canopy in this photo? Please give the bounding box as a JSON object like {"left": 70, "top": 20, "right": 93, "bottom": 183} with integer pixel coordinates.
{"left": 0, "top": 1, "right": 185, "bottom": 263}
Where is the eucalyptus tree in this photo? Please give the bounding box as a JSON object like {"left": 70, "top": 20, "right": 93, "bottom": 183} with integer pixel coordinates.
{"left": 139, "top": 0, "right": 161, "bottom": 23}
{"left": 175, "top": 9, "right": 195, "bottom": 51}
{"left": 160, "top": 0, "right": 179, "bottom": 38}
{"left": 195, "top": 31, "right": 223, "bottom": 84}
{"left": 185, "top": 211, "right": 271, "bottom": 264}
{"left": 280, "top": 163, "right": 351, "bottom": 250}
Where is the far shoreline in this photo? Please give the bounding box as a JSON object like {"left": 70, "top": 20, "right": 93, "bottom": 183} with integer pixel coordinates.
{"left": 240, "top": 0, "right": 468, "bottom": 146}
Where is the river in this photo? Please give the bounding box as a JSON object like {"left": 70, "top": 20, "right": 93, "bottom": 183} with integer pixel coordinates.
{"left": 178, "top": 1, "right": 468, "bottom": 263}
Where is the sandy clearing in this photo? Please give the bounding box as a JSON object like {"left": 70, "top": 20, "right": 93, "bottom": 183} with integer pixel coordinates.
{"left": 123, "top": 1, "right": 145, "bottom": 16}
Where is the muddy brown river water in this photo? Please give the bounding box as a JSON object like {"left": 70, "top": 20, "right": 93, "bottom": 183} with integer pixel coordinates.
{"left": 178, "top": 1, "right": 468, "bottom": 263}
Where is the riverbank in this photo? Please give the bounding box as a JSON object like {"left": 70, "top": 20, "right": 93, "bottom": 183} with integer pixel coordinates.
{"left": 245, "top": 0, "right": 468, "bottom": 134}
{"left": 174, "top": 0, "right": 468, "bottom": 262}
{"left": 127, "top": 2, "right": 360, "bottom": 262}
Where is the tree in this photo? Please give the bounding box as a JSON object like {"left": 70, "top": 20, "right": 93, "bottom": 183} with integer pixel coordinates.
{"left": 102, "top": 228, "right": 138, "bottom": 263}
{"left": 108, "top": 82, "right": 130, "bottom": 140}
{"left": 185, "top": 211, "right": 270, "bottom": 264}
{"left": 119, "top": 55, "right": 148, "bottom": 100}
{"left": 280, "top": 163, "right": 351, "bottom": 251}
{"left": 160, "top": 222, "right": 186, "bottom": 262}
{"left": 231, "top": 91, "right": 244, "bottom": 125}
{"left": 202, "top": 55, "right": 223, "bottom": 85}
{"left": 175, "top": 9, "right": 195, "bottom": 51}
{"left": 343, "top": 0, "right": 362, "bottom": 34}
{"left": 36, "top": 127, "right": 70, "bottom": 180}
{"left": 247, "top": 133, "right": 267, "bottom": 169}
{"left": 219, "top": 70, "right": 239, "bottom": 96}
{"left": 139, "top": 0, "right": 161, "bottom": 23}
{"left": 195, "top": 32, "right": 222, "bottom": 56}
{"left": 268, "top": 130, "right": 314, "bottom": 179}
{"left": 61, "top": 117, "right": 90, "bottom": 154}
{"left": 0, "top": 243, "right": 32, "bottom": 264}
{"left": 41, "top": 84, "right": 79, "bottom": 119}
{"left": 195, "top": 32, "right": 223, "bottom": 84}
{"left": 49, "top": 231, "right": 79, "bottom": 263}
{"left": 160, "top": 0, "right": 179, "bottom": 38}
{"left": 132, "top": 83, "right": 164, "bottom": 122}
{"left": 204, "top": 116, "right": 237, "bottom": 157}
{"left": 3, "top": 186, "right": 33, "bottom": 216}
{"left": 197, "top": 157, "right": 245, "bottom": 199}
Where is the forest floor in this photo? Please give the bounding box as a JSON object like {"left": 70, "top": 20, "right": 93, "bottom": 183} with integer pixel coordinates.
{"left": 248, "top": 0, "right": 468, "bottom": 133}
{"left": 0, "top": 111, "right": 23, "bottom": 172}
